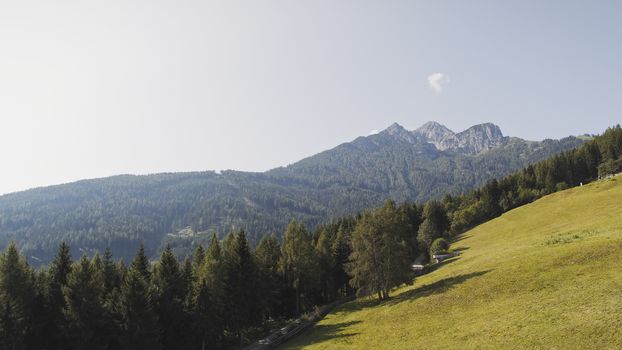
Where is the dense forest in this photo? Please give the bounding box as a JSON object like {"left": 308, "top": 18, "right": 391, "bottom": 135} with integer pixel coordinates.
{"left": 0, "top": 123, "right": 584, "bottom": 264}
{"left": 1, "top": 125, "right": 620, "bottom": 350}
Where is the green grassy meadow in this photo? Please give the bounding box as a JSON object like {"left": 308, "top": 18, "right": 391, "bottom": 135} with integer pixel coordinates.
{"left": 283, "top": 176, "right": 622, "bottom": 349}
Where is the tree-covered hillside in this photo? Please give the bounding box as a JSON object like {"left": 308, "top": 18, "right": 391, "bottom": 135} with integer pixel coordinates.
{"left": 0, "top": 122, "right": 584, "bottom": 263}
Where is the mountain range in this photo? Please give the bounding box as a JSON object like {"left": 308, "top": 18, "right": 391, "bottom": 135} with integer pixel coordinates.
{"left": 0, "top": 121, "right": 585, "bottom": 263}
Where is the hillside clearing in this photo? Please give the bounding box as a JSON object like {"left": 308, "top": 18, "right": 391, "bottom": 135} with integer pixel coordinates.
{"left": 282, "top": 176, "right": 622, "bottom": 349}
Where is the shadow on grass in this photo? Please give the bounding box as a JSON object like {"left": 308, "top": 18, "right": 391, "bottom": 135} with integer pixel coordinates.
{"left": 451, "top": 234, "right": 472, "bottom": 244}
{"left": 284, "top": 320, "right": 361, "bottom": 348}
{"left": 386, "top": 269, "right": 492, "bottom": 306}
{"left": 426, "top": 255, "right": 462, "bottom": 274}
{"left": 451, "top": 246, "right": 470, "bottom": 253}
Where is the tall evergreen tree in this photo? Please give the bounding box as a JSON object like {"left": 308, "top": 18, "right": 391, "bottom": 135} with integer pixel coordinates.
{"left": 0, "top": 243, "right": 35, "bottom": 350}
{"left": 152, "top": 246, "right": 188, "bottom": 350}
{"left": 117, "top": 249, "right": 161, "bottom": 350}
{"left": 222, "top": 231, "right": 262, "bottom": 343}
{"left": 102, "top": 247, "right": 120, "bottom": 296}
{"left": 46, "top": 241, "right": 73, "bottom": 349}
{"left": 192, "top": 245, "right": 205, "bottom": 274}
{"left": 255, "top": 234, "right": 282, "bottom": 318}
{"left": 130, "top": 244, "right": 151, "bottom": 282}
{"left": 331, "top": 225, "right": 352, "bottom": 297}
{"left": 63, "top": 255, "right": 107, "bottom": 350}
{"left": 279, "top": 220, "right": 317, "bottom": 315}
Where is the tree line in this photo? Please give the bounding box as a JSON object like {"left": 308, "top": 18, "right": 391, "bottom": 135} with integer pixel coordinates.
{"left": 0, "top": 128, "right": 583, "bottom": 265}
{"left": 0, "top": 125, "right": 620, "bottom": 349}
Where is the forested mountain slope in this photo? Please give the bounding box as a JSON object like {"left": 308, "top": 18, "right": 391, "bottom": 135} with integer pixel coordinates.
{"left": 283, "top": 174, "right": 622, "bottom": 350}
{"left": 0, "top": 122, "right": 584, "bottom": 263}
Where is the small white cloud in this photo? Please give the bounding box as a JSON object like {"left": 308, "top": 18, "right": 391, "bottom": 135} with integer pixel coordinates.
{"left": 427, "top": 73, "right": 450, "bottom": 93}
{"left": 368, "top": 129, "right": 379, "bottom": 135}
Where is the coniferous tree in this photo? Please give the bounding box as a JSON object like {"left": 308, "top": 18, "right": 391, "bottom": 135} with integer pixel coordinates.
{"left": 222, "top": 231, "right": 261, "bottom": 344}
{"left": 117, "top": 250, "right": 161, "bottom": 350}
{"left": 102, "top": 247, "right": 120, "bottom": 296}
{"left": 315, "top": 228, "right": 336, "bottom": 303}
{"left": 279, "top": 220, "right": 317, "bottom": 315}
{"left": 255, "top": 234, "right": 282, "bottom": 318}
{"left": 331, "top": 225, "right": 352, "bottom": 297}
{"left": 63, "top": 255, "right": 107, "bottom": 350}
{"left": 47, "top": 241, "right": 73, "bottom": 348}
{"left": 0, "top": 243, "right": 35, "bottom": 350}
{"left": 192, "top": 233, "right": 224, "bottom": 349}
{"left": 152, "top": 246, "right": 188, "bottom": 350}
{"left": 180, "top": 256, "right": 193, "bottom": 302}
{"left": 191, "top": 274, "right": 219, "bottom": 350}
{"left": 130, "top": 244, "right": 151, "bottom": 282}
{"left": 192, "top": 245, "right": 205, "bottom": 275}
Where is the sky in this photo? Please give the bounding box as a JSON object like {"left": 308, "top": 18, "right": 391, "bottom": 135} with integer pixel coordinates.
{"left": 0, "top": 0, "right": 621, "bottom": 195}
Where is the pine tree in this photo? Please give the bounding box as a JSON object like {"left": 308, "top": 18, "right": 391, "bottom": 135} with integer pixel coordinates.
{"left": 192, "top": 233, "right": 224, "bottom": 349}
{"left": 63, "top": 255, "right": 107, "bottom": 350}
{"left": 102, "top": 247, "right": 120, "bottom": 296}
{"left": 130, "top": 244, "right": 151, "bottom": 282}
{"left": 222, "top": 231, "right": 262, "bottom": 343}
{"left": 152, "top": 246, "right": 188, "bottom": 350}
{"left": 180, "top": 256, "right": 193, "bottom": 302}
{"left": 202, "top": 233, "right": 225, "bottom": 297}
{"left": 279, "top": 220, "right": 318, "bottom": 315}
{"left": 0, "top": 242, "right": 35, "bottom": 350}
{"left": 192, "top": 245, "right": 205, "bottom": 274}
{"left": 255, "top": 234, "right": 282, "bottom": 318}
{"left": 117, "top": 250, "right": 161, "bottom": 350}
{"left": 331, "top": 225, "right": 352, "bottom": 297}
{"left": 46, "top": 242, "right": 73, "bottom": 349}
{"left": 315, "top": 228, "right": 336, "bottom": 303}
{"left": 191, "top": 276, "right": 219, "bottom": 350}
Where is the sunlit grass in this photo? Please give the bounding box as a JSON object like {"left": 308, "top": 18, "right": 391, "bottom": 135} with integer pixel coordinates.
{"left": 282, "top": 176, "right": 622, "bottom": 349}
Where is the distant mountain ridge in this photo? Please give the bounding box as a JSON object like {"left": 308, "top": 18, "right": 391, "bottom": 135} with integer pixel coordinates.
{"left": 389, "top": 121, "right": 507, "bottom": 154}
{"left": 0, "top": 121, "right": 585, "bottom": 263}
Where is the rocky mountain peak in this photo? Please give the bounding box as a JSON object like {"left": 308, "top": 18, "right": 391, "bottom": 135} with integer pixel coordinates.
{"left": 415, "top": 121, "right": 456, "bottom": 145}
{"left": 383, "top": 122, "right": 407, "bottom": 135}
{"left": 379, "top": 122, "right": 421, "bottom": 144}
{"left": 411, "top": 121, "right": 507, "bottom": 154}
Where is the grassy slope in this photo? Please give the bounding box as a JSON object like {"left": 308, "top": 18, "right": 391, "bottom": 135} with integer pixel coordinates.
{"left": 284, "top": 176, "right": 622, "bottom": 349}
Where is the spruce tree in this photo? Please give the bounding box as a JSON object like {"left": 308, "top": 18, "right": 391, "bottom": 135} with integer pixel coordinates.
{"left": 63, "top": 255, "right": 107, "bottom": 350}
{"left": 222, "top": 231, "right": 261, "bottom": 343}
{"left": 279, "top": 220, "right": 317, "bottom": 315}
{"left": 331, "top": 225, "right": 351, "bottom": 297}
{"left": 0, "top": 242, "right": 35, "bottom": 350}
{"left": 192, "top": 233, "right": 224, "bottom": 349}
{"left": 117, "top": 250, "right": 161, "bottom": 350}
{"left": 130, "top": 244, "right": 151, "bottom": 282}
{"left": 192, "top": 245, "right": 205, "bottom": 274}
{"left": 102, "top": 247, "right": 120, "bottom": 295}
{"left": 255, "top": 234, "right": 282, "bottom": 318}
{"left": 152, "top": 246, "right": 188, "bottom": 350}
{"left": 41, "top": 242, "right": 73, "bottom": 349}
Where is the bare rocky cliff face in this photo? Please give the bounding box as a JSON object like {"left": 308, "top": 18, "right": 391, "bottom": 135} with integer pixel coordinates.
{"left": 382, "top": 121, "right": 508, "bottom": 155}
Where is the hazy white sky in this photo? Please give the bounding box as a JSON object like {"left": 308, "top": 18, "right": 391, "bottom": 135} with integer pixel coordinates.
{"left": 1, "top": 0, "right": 621, "bottom": 195}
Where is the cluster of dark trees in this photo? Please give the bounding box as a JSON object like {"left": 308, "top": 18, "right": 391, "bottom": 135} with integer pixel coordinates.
{"left": 1, "top": 125, "right": 620, "bottom": 349}
{"left": 0, "top": 219, "right": 359, "bottom": 350}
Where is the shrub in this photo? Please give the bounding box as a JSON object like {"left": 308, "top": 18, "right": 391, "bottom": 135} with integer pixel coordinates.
{"left": 430, "top": 238, "right": 449, "bottom": 256}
